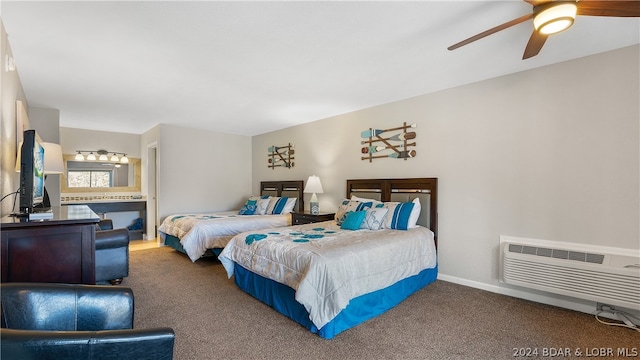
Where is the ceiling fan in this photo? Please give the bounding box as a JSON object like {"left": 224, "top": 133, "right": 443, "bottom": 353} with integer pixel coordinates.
{"left": 448, "top": 0, "right": 640, "bottom": 60}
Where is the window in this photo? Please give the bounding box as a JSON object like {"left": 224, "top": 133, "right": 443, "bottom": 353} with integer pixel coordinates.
{"left": 67, "top": 170, "right": 112, "bottom": 188}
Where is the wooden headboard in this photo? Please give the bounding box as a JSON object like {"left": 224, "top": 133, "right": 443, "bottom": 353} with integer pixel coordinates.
{"left": 346, "top": 178, "right": 438, "bottom": 243}
{"left": 260, "top": 180, "right": 305, "bottom": 213}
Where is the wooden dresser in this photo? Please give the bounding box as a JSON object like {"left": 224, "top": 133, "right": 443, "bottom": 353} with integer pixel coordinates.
{"left": 1, "top": 205, "right": 100, "bottom": 284}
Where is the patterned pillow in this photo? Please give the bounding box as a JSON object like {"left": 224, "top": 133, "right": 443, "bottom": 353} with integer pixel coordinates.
{"left": 340, "top": 210, "right": 367, "bottom": 230}
{"left": 350, "top": 195, "right": 383, "bottom": 208}
{"left": 239, "top": 198, "right": 259, "bottom": 215}
{"left": 382, "top": 201, "right": 415, "bottom": 230}
{"left": 335, "top": 200, "right": 373, "bottom": 225}
{"left": 360, "top": 207, "right": 389, "bottom": 230}
{"left": 256, "top": 196, "right": 271, "bottom": 215}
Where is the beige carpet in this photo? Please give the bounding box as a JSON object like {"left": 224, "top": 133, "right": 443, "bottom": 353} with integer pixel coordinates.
{"left": 124, "top": 246, "right": 638, "bottom": 360}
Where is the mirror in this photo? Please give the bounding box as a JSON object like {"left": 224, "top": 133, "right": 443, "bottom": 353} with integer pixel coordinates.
{"left": 61, "top": 155, "right": 141, "bottom": 193}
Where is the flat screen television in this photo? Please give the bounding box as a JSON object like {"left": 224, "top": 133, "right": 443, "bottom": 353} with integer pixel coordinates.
{"left": 19, "top": 129, "right": 45, "bottom": 214}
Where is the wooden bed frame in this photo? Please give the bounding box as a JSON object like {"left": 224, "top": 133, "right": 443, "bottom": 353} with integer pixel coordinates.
{"left": 346, "top": 177, "right": 438, "bottom": 245}
{"left": 260, "top": 180, "right": 305, "bottom": 213}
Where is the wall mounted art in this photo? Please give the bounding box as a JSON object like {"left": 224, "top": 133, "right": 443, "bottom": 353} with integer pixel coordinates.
{"left": 268, "top": 143, "right": 294, "bottom": 169}
{"left": 361, "top": 122, "right": 416, "bottom": 162}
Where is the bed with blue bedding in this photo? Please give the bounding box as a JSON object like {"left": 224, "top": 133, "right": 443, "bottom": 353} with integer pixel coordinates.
{"left": 158, "top": 180, "right": 304, "bottom": 261}
{"left": 218, "top": 178, "right": 438, "bottom": 339}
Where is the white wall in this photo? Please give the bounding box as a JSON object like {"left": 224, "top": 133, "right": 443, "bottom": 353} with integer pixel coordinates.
{"left": 252, "top": 46, "right": 639, "bottom": 311}
{"left": 151, "top": 124, "right": 252, "bottom": 220}
{"left": 0, "top": 19, "right": 28, "bottom": 216}
{"left": 28, "top": 107, "right": 61, "bottom": 206}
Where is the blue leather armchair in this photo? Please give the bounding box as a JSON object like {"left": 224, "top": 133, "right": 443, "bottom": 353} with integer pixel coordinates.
{"left": 1, "top": 283, "right": 175, "bottom": 360}
{"left": 96, "top": 219, "right": 130, "bottom": 285}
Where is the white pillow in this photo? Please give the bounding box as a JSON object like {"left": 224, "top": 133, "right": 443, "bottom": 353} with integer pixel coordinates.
{"left": 282, "top": 197, "right": 297, "bottom": 214}
{"left": 408, "top": 197, "right": 421, "bottom": 228}
{"left": 360, "top": 207, "right": 389, "bottom": 230}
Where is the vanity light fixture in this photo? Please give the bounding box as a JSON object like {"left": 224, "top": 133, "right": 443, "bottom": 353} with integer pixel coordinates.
{"left": 75, "top": 149, "right": 129, "bottom": 163}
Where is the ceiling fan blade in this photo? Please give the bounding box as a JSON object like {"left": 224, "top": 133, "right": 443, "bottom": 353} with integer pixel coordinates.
{"left": 522, "top": 31, "right": 548, "bottom": 59}
{"left": 448, "top": 13, "right": 533, "bottom": 51}
{"left": 577, "top": 1, "right": 640, "bottom": 17}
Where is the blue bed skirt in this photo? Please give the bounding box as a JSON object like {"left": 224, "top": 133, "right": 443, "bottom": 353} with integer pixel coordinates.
{"left": 163, "top": 234, "right": 222, "bottom": 257}
{"left": 233, "top": 262, "right": 438, "bottom": 339}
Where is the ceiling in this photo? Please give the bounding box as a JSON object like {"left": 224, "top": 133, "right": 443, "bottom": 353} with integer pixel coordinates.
{"left": 2, "top": 1, "right": 638, "bottom": 136}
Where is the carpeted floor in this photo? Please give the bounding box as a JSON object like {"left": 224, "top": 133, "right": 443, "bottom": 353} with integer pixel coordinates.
{"left": 124, "top": 247, "right": 638, "bottom": 360}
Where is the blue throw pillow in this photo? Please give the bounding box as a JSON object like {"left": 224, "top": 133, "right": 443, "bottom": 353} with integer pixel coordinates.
{"left": 340, "top": 210, "right": 367, "bottom": 230}
{"left": 335, "top": 200, "right": 373, "bottom": 225}
{"left": 239, "top": 199, "right": 258, "bottom": 215}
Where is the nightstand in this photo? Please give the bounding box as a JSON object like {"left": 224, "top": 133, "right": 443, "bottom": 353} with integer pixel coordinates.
{"left": 291, "top": 211, "right": 335, "bottom": 225}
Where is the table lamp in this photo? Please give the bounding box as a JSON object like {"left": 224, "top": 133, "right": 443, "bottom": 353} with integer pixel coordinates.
{"left": 304, "top": 175, "right": 324, "bottom": 215}
{"left": 41, "top": 142, "right": 65, "bottom": 208}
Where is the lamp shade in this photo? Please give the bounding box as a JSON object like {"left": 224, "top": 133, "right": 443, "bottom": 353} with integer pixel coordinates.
{"left": 42, "top": 142, "right": 65, "bottom": 174}
{"left": 303, "top": 175, "right": 323, "bottom": 194}
{"left": 15, "top": 141, "right": 65, "bottom": 174}
{"left": 14, "top": 142, "right": 22, "bottom": 172}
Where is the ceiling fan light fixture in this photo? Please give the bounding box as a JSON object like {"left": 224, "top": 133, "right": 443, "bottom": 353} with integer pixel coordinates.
{"left": 534, "top": 2, "right": 577, "bottom": 35}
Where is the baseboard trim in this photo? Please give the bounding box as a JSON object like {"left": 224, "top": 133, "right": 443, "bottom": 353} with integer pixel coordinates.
{"left": 436, "top": 273, "right": 597, "bottom": 315}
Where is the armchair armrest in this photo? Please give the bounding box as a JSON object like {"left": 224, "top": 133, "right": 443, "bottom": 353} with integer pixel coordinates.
{"left": 95, "top": 228, "right": 130, "bottom": 250}
{"left": 1, "top": 327, "right": 175, "bottom": 360}
{"left": 97, "top": 219, "right": 114, "bottom": 230}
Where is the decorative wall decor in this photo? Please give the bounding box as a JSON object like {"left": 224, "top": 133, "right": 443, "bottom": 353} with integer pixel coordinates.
{"left": 268, "top": 143, "right": 294, "bottom": 169}
{"left": 360, "top": 122, "right": 416, "bottom": 162}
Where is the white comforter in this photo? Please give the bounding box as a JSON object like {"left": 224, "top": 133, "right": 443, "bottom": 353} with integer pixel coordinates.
{"left": 158, "top": 211, "right": 291, "bottom": 261}
{"left": 218, "top": 221, "right": 437, "bottom": 330}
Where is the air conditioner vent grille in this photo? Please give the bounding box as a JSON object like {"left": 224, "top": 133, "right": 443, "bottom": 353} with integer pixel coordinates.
{"left": 508, "top": 243, "right": 604, "bottom": 265}
{"left": 502, "top": 237, "right": 640, "bottom": 310}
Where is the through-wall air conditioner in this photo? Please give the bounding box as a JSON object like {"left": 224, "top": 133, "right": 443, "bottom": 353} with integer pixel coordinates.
{"left": 500, "top": 236, "right": 640, "bottom": 311}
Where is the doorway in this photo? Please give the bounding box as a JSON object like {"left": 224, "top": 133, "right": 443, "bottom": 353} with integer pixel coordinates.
{"left": 146, "top": 143, "right": 158, "bottom": 242}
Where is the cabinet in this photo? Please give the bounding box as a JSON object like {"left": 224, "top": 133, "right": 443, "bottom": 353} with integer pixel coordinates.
{"left": 62, "top": 200, "right": 146, "bottom": 240}
{"left": 1, "top": 205, "right": 100, "bottom": 284}
{"left": 291, "top": 211, "right": 335, "bottom": 225}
